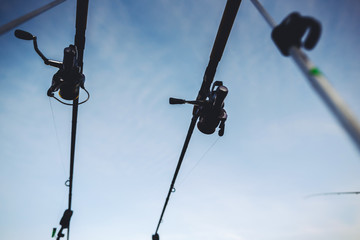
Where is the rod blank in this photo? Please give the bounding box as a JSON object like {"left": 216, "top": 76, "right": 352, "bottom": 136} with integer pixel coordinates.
{"left": 250, "top": 0, "right": 360, "bottom": 153}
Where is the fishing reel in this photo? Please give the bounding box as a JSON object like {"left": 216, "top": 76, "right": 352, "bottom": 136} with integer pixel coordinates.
{"left": 14, "top": 29, "right": 89, "bottom": 105}
{"left": 271, "top": 12, "right": 321, "bottom": 56}
{"left": 170, "top": 81, "right": 228, "bottom": 136}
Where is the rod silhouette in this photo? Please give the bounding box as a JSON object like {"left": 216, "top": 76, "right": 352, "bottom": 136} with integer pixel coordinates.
{"left": 65, "top": 1, "right": 89, "bottom": 240}
{"left": 306, "top": 191, "right": 360, "bottom": 198}
{"left": 153, "top": 0, "right": 242, "bottom": 238}
{"left": 0, "top": 0, "right": 66, "bottom": 36}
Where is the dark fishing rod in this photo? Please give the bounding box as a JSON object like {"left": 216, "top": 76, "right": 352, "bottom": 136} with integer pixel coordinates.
{"left": 153, "top": 1, "right": 242, "bottom": 239}
{"left": 14, "top": 1, "right": 89, "bottom": 239}
{"left": 250, "top": 0, "right": 360, "bottom": 153}
{"left": 63, "top": 1, "right": 89, "bottom": 240}
{"left": 306, "top": 191, "right": 360, "bottom": 198}
{"left": 0, "top": 0, "right": 66, "bottom": 36}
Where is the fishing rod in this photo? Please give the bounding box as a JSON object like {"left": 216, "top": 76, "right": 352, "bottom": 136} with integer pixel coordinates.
{"left": 250, "top": 0, "right": 360, "bottom": 153}
{"left": 306, "top": 191, "right": 360, "bottom": 198}
{"left": 14, "top": 1, "right": 90, "bottom": 239}
{"left": 0, "top": 0, "right": 66, "bottom": 36}
{"left": 57, "top": 1, "right": 90, "bottom": 239}
{"left": 153, "top": 1, "right": 242, "bottom": 239}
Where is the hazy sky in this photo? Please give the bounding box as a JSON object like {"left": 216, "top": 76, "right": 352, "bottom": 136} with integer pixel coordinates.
{"left": 0, "top": 0, "right": 360, "bottom": 240}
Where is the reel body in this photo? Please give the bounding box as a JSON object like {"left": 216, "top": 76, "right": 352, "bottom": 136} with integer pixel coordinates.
{"left": 48, "top": 45, "right": 85, "bottom": 101}
{"left": 14, "top": 30, "right": 88, "bottom": 104}
{"left": 271, "top": 12, "right": 321, "bottom": 56}
{"left": 197, "top": 84, "right": 228, "bottom": 136}
{"left": 170, "top": 81, "right": 228, "bottom": 136}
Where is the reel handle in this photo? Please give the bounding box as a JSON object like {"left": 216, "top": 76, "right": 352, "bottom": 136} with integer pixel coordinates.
{"left": 15, "top": 29, "right": 62, "bottom": 68}
{"left": 169, "top": 97, "right": 206, "bottom": 106}
{"left": 14, "top": 29, "right": 34, "bottom": 40}
{"left": 169, "top": 97, "right": 186, "bottom": 104}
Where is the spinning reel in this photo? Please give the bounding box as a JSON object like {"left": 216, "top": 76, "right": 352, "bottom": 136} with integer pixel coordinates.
{"left": 14, "top": 29, "right": 89, "bottom": 105}
{"left": 170, "top": 81, "right": 228, "bottom": 136}
{"left": 271, "top": 12, "right": 321, "bottom": 56}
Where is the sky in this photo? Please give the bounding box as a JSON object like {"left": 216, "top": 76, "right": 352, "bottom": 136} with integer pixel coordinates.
{"left": 0, "top": 0, "right": 360, "bottom": 240}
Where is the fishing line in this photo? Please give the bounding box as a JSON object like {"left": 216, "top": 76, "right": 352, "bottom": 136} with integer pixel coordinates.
{"left": 177, "top": 136, "right": 221, "bottom": 187}
{"left": 49, "top": 97, "right": 67, "bottom": 175}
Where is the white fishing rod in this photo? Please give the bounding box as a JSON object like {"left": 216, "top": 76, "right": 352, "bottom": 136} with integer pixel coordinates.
{"left": 250, "top": 0, "right": 360, "bottom": 153}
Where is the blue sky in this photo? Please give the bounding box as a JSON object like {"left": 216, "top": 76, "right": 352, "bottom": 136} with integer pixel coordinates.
{"left": 0, "top": 0, "right": 360, "bottom": 240}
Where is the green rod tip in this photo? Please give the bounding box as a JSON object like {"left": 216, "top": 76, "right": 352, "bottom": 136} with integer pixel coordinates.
{"left": 52, "top": 228, "right": 57, "bottom": 238}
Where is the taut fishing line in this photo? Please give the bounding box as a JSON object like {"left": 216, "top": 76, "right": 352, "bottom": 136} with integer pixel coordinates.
{"left": 177, "top": 136, "right": 221, "bottom": 187}
{"left": 49, "top": 97, "right": 67, "bottom": 175}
